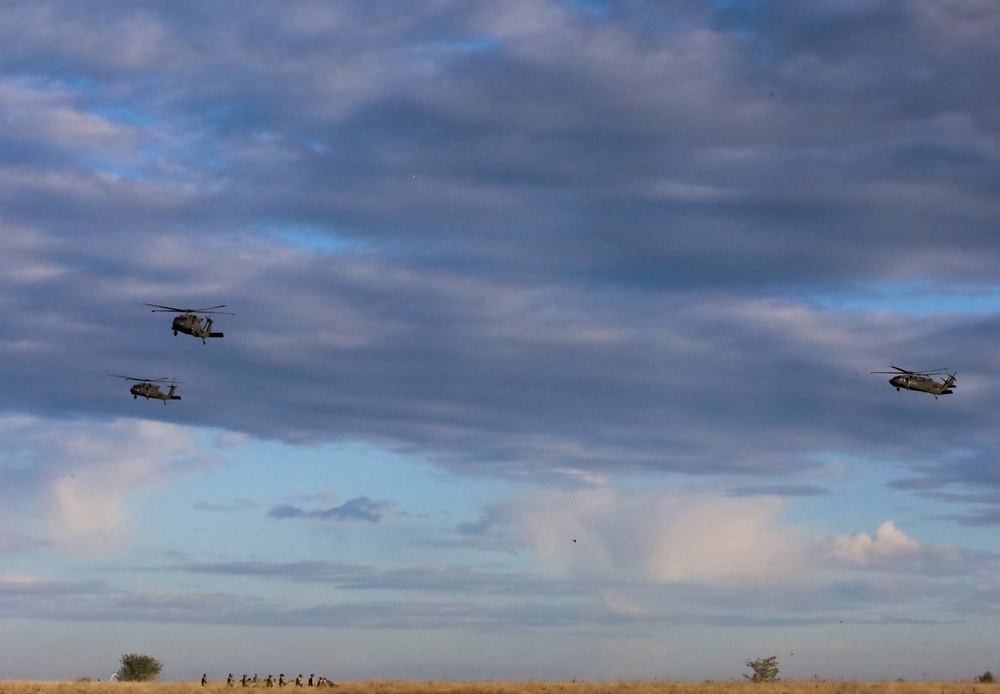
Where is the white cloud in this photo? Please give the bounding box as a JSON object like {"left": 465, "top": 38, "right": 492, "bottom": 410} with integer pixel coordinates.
{"left": 0, "top": 416, "right": 215, "bottom": 552}
{"left": 504, "top": 490, "right": 972, "bottom": 588}
{"left": 47, "top": 421, "right": 207, "bottom": 550}
{"left": 826, "top": 520, "right": 921, "bottom": 567}
{"left": 508, "top": 488, "right": 803, "bottom": 584}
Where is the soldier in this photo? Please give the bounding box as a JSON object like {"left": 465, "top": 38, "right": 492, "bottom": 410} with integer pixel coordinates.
{"left": 279, "top": 674, "right": 287, "bottom": 687}
{"left": 202, "top": 675, "right": 209, "bottom": 687}
{"left": 308, "top": 675, "right": 314, "bottom": 687}
{"left": 266, "top": 676, "right": 274, "bottom": 688}
{"left": 295, "top": 675, "right": 303, "bottom": 687}
{"left": 242, "top": 675, "right": 249, "bottom": 687}
{"left": 228, "top": 674, "right": 235, "bottom": 687}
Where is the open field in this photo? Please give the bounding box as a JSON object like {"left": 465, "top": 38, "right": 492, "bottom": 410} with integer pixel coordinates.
{"left": 0, "top": 681, "right": 996, "bottom": 694}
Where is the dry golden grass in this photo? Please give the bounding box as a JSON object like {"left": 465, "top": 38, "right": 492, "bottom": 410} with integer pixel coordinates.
{"left": 0, "top": 680, "right": 995, "bottom": 694}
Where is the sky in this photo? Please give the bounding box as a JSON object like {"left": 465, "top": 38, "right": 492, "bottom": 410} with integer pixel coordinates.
{"left": 1, "top": 0, "right": 999, "bottom": 683}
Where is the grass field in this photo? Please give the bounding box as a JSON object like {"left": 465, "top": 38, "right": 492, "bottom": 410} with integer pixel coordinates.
{"left": 0, "top": 680, "right": 996, "bottom": 694}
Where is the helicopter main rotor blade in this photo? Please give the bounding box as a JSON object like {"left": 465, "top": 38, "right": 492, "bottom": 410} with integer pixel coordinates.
{"left": 143, "top": 303, "right": 189, "bottom": 312}
{"left": 109, "top": 375, "right": 169, "bottom": 382}
{"left": 871, "top": 366, "right": 949, "bottom": 375}
{"left": 143, "top": 303, "right": 230, "bottom": 314}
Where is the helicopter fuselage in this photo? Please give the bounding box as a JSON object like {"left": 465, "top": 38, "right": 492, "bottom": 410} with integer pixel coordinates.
{"left": 171, "top": 313, "right": 223, "bottom": 341}
{"left": 129, "top": 382, "right": 181, "bottom": 402}
{"left": 888, "top": 374, "right": 954, "bottom": 396}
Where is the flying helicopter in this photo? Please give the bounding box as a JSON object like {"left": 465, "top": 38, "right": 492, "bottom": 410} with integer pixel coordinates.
{"left": 110, "top": 375, "right": 182, "bottom": 403}
{"left": 871, "top": 366, "right": 957, "bottom": 398}
{"left": 143, "top": 304, "right": 233, "bottom": 343}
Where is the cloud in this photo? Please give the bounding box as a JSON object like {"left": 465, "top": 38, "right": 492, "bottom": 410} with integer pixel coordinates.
{"left": 818, "top": 519, "right": 976, "bottom": 578}
{"left": 0, "top": 529, "right": 43, "bottom": 553}
{"left": 0, "top": 0, "right": 995, "bottom": 497}
{"left": 504, "top": 488, "right": 803, "bottom": 584}
{"left": 192, "top": 498, "right": 259, "bottom": 513}
{"left": 494, "top": 486, "right": 983, "bottom": 587}
{"left": 827, "top": 521, "right": 921, "bottom": 566}
{"left": 268, "top": 496, "right": 388, "bottom": 523}
{"left": 726, "top": 485, "right": 832, "bottom": 498}
{"left": 0, "top": 416, "right": 217, "bottom": 552}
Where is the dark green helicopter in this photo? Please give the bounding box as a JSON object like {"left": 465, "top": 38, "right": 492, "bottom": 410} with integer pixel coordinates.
{"left": 871, "top": 366, "right": 956, "bottom": 399}
{"left": 110, "top": 375, "right": 182, "bottom": 403}
{"left": 143, "top": 303, "right": 233, "bottom": 344}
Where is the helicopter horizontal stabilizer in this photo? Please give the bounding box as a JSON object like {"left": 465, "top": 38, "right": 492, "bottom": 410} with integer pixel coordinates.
{"left": 209, "top": 332, "right": 224, "bottom": 338}
{"left": 171, "top": 395, "right": 182, "bottom": 400}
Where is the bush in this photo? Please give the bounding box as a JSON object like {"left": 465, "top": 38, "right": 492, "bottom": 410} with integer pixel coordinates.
{"left": 744, "top": 655, "right": 780, "bottom": 682}
{"left": 978, "top": 671, "right": 995, "bottom": 683}
{"left": 116, "top": 653, "right": 163, "bottom": 682}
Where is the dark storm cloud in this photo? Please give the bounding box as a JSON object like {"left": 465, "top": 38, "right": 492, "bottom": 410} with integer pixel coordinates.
{"left": 0, "top": 0, "right": 999, "bottom": 524}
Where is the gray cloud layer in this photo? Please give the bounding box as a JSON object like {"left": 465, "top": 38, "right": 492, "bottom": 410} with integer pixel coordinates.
{"left": 0, "top": 0, "right": 999, "bottom": 513}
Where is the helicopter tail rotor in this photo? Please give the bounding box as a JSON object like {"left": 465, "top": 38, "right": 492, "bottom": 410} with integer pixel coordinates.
{"left": 941, "top": 373, "right": 957, "bottom": 394}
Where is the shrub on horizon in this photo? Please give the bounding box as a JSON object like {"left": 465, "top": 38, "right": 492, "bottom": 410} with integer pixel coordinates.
{"left": 744, "top": 655, "right": 780, "bottom": 683}
{"left": 115, "top": 653, "right": 164, "bottom": 682}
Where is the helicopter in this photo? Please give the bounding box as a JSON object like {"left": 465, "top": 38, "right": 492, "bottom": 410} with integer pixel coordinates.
{"left": 110, "top": 375, "right": 182, "bottom": 403}
{"left": 871, "top": 366, "right": 957, "bottom": 398}
{"left": 143, "top": 304, "right": 233, "bottom": 343}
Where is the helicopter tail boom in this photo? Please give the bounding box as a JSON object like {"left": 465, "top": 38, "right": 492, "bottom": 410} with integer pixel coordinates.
{"left": 940, "top": 373, "right": 957, "bottom": 394}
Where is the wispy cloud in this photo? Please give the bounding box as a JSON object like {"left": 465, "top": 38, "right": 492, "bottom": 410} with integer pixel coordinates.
{"left": 268, "top": 496, "right": 388, "bottom": 523}
{"left": 0, "top": 416, "right": 217, "bottom": 552}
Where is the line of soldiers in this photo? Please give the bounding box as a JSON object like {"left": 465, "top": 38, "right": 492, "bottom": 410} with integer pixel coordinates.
{"left": 202, "top": 674, "right": 335, "bottom": 688}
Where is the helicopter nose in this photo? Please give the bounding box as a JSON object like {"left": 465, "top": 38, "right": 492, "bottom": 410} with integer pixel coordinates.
{"left": 889, "top": 376, "right": 904, "bottom": 387}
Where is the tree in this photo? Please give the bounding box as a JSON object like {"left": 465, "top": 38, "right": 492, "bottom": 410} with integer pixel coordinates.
{"left": 744, "top": 655, "right": 780, "bottom": 683}
{"left": 116, "top": 653, "right": 163, "bottom": 682}
{"left": 977, "top": 671, "right": 995, "bottom": 684}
